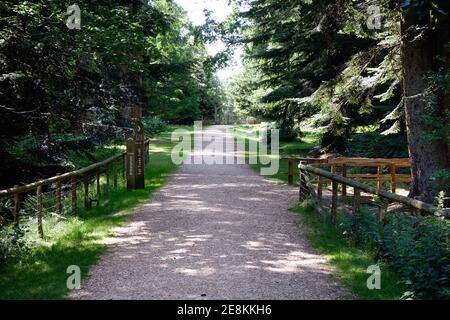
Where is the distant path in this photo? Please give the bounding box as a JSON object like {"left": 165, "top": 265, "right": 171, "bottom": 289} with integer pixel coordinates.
{"left": 72, "top": 125, "right": 347, "bottom": 300}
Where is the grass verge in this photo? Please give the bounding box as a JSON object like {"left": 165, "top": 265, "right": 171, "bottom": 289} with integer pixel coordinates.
{"left": 290, "top": 202, "right": 406, "bottom": 300}
{"left": 0, "top": 129, "right": 185, "bottom": 300}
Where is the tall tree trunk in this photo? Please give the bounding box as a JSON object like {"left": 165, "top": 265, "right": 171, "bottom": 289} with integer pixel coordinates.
{"left": 401, "top": 4, "right": 450, "bottom": 203}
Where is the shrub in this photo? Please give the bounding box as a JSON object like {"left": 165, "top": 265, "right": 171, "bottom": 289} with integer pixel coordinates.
{"left": 142, "top": 117, "right": 168, "bottom": 136}
{"left": 335, "top": 209, "right": 450, "bottom": 300}
{"left": 0, "top": 226, "right": 31, "bottom": 266}
{"left": 380, "top": 215, "right": 450, "bottom": 300}
{"left": 266, "top": 122, "right": 302, "bottom": 142}
{"left": 346, "top": 132, "right": 409, "bottom": 158}
{"left": 279, "top": 126, "right": 301, "bottom": 142}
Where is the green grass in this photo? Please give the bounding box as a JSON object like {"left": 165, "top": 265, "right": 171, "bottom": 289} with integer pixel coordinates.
{"left": 232, "top": 125, "right": 320, "bottom": 185}
{"left": 290, "top": 202, "right": 406, "bottom": 300}
{"left": 0, "top": 129, "right": 187, "bottom": 300}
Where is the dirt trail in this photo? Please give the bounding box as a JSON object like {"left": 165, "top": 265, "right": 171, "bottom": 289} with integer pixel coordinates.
{"left": 72, "top": 125, "right": 347, "bottom": 300}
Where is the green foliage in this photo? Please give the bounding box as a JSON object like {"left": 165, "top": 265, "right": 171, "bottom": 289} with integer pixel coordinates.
{"left": 7, "top": 135, "right": 41, "bottom": 165}
{"left": 295, "top": 200, "right": 450, "bottom": 300}
{"left": 226, "top": 0, "right": 404, "bottom": 151}
{"left": 336, "top": 209, "right": 450, "bottom": 300}
{"left": 0, "top": 0, "right": 225, "bottom": 182}
{"left": 275, "top": 123, "right": 302, "bottom": 142}
{"left": 234, "top": 124, "right": 319, "bottom": 185}
{"left": 346, "top": 132, "right": 409, "bottom": 158}
{"left": 0, "top": 129, "right": 187, "bottom": 299}
{"left": 380, "top": 216, "right": 450, "bottom": 299}
{"left": 291, "top": 203, "right": 405, "bottom": 300}
{"left": 142, "top": 117, "right": 168, "bottom": 136}
{"left": 0, "top": 227, "right": 31, "bottom": 266}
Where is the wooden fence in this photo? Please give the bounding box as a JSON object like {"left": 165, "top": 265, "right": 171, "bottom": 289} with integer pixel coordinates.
{"left": 282, "top": 157, "right": 411, "bottom": 194}
{"left": 298, "top": 162, "right": 449, "bottom": 221}
{"left": 0, "top": 140, "right": 150, "bottom": 238}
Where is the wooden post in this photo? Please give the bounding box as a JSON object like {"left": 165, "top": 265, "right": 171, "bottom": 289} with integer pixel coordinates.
{"left": 84, "top": 177, "right": 89, "bottom": 209}
{"left": 317, "top": 176, "right": 323, "bottom": 200}
{"left": 105, "top": 164, "right": 110, "bottom": 194}
{"left": 352, "top": 187, "right": 361, "bottom": 215}
{"left": 378, "top": 201, "right": 388, "bottom": 223}
{"left": 331, "top": 164, "right": 337, "bottom": 174}
{"left": 13, "top": 185, "right": 20, "bottom": 227}
{"left": 56, "top": 175, "right": 62, "bottom": 216}
{"left": 390, "top": 164, "right": 397, "bottom": 194}
{"left": 37, "top": 185, "right": 44, "bottom": 239}
{"left": 303, "top": 171, "right": 327, "bottom": 220}
{"left": 127, "top": 138, "right": 136, "bottom": 190}
{"left": 331, "top": 181, "right": 338, "bottom": 224}
{"left": 122, "top": 153, "right": 126, "bottom": 181}
{"left": 114, "top": 159, "right": 118, "bottom": 190}
{"left": 342, "top": 164, "right": 347, "bottom": 197}
{"left": 96, "top": 171, "right": 100, "bottom": 197}
{"left": 71, "top": 177, "right": 77, "bottom": 216}
{"left": 377, "top": 165, "right": 383, "bottom": 189}
{"left": 299, "top": 162, "right": 307, "bottom": 201}
{"left": 288, "top": 160, "right": 294, "bottom": 185}
{"left": 351, "top": 187, "right": 360, "bottom": 240}
{"left": 135, "top": 142, "right": 145, "bottom": 190}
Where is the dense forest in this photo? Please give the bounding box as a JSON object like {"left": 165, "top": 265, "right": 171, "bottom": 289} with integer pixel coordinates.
{"left": 0, "top": 0, "right": 449, "bottom": 201}
{"left": 0, "top": 0, "right": 449, "bottom": 302}
{"left": 0, "top": 0, "right": 226, "bottom": 188}
{"left": 224, "top": 0, "right": 449, "bottom": 204}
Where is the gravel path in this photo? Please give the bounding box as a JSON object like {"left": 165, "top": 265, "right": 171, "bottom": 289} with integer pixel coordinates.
{"left": 72, "top": 126, "right": 347, "bottom": 300}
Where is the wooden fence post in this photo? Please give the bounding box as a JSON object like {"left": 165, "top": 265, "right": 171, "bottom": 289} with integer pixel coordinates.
{"left": 84, "top": 177, "right": 89, "bottom": 209}
{"left": 351, "top": 187, "right": 360, "bottom": 238}
{"left": 390, "top": 164, "right": 397, "bottom": 194}
{"left": 105, "top": 164, "right": 110, "bottom": 194}
{"left": 56, "top": 175, "right": 62, "bottom": 216}
{"left": 96, "top": 171, "right": 100, "bottom": 197}
{"left": 317, "top": 176, "right": 323, "bottom": 200}
{"left": 122, "top": 153, "right": 126, "bottom": 181}
{"left": 288, "top": 160, "right": 294, "bottom": 185}
{"left": 303, "top": 171, "right": 327, "bottom": 220}
{"left": 378, "top": 201, "right": 388, "bottom": 222}
{"left": 299, "top": 162, "right": 308, "bottom": 201}
{"left": 71, "top": 177, "right": 77, "bottom": 216}
{"left": 331, "top": 164, "right": 337, "bottom": 174}
{"left": 377, "top": 165, "right": 383, "bottom": 189}
{"left": 114, "top": 159, "right": 118, "bottom": 190}
{"left": 342, "top": 164, "right": 347, "bottom": 197}
{"left": 13, "top": 185, "right": 20, "bottom": 227}
{"left": 331, "top": 181, "right": 338, "bottom": 224}
{"left": 352, "top": 187, "right": 361, "bottom": 215}
{"left": 37, "top": 185, "right": 44, "bottom": 239}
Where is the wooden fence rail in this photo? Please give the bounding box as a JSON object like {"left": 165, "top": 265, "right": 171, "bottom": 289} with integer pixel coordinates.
{"left": 298, "top": 162, "right": 449, "bottom": 219}
{"left": 282, "top": 157, "right": 411, "bottom": 194}
{"left": 0, "top": 140, "right": 150, "bottom": 238}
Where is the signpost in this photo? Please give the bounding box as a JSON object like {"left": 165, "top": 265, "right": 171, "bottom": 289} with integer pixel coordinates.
{"left": 126, "top": 138, "right": 136, "bottom": 190}
{"left": 126, "top": 107, "right": 146, "bottom": 190}
{"left": 134, "top": 120, "right": 145, "bottom": 189}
